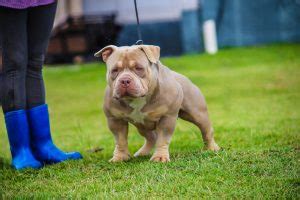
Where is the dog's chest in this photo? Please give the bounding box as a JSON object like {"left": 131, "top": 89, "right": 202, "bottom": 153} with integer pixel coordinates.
{"left": 127, "top": 97, "right": 147, "bottom": 124}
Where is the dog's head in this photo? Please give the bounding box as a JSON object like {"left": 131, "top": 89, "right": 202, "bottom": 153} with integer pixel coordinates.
{"left": 95, "top": 45, "right": 160, "bottom": 99}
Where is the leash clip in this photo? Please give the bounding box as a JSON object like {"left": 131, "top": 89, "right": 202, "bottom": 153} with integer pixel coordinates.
{"left": 135, "top": 40, "right": 143, "bottom": 45}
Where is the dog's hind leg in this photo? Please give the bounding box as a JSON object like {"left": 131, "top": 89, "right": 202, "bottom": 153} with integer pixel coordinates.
{"left": 179, "top": 109, "right": 220, "bottom": 151}
{"left": 178, "top": 85, "right": 220, "bottom": 151}
{"left": 134, "top": 128, "right": 157, "bottom": 157}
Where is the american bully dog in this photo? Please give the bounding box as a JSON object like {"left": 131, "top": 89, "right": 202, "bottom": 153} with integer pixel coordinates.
{"left": 94, "top": 45, "right": 220, "bottom": 162}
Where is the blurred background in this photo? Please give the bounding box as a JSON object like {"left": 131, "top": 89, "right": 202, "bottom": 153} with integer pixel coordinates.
{"left": 0, "top": 0, "right": 300, "bottom": 65}
{"left": 47, "top": 0, "right": 300, "bottom": 63}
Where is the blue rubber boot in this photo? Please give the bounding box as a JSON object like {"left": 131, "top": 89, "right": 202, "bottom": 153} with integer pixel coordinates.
{"left": 27, "top": 104, "right": 82, "bottom": 164}
{"left": 4, "top": 110, "right": 42, "bottom": 170}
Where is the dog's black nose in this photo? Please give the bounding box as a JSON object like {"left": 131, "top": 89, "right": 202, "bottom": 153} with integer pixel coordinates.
{"left": 120, "top": 77, "right": 132, "bottom": 88}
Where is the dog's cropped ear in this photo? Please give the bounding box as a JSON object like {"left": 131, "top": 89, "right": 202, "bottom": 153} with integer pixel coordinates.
{"left": 94, "top": 45, "right": 118, "bottom": 62}
{"left": 138, "top": 45, "right": 160, "bottom": 64}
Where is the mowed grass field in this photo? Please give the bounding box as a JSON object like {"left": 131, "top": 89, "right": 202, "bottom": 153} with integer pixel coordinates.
{"left": 0, "top": 44, "right": 299, "bottom": 199}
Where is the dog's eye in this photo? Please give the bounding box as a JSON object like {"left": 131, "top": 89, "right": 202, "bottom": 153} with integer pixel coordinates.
{"left": 134, "top": 66, "right": 145, "bottom": 77}
{"left": 135, "top": 67, "right": 144, "bottom": 71}
{"left": 111, "top": 68, "right": 119, "bottom": 73}
{"left": 110, "top": 68, "right": 119, "bottom": 79}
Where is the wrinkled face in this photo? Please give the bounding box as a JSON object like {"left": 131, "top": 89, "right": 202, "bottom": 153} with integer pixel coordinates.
{"left": 95, "top": 45, "right": 160, "bottom": 99}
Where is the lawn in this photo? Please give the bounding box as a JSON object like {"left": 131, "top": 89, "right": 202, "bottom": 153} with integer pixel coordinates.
{"left": 0, "top": 44, "right": 299, "bottom": 199}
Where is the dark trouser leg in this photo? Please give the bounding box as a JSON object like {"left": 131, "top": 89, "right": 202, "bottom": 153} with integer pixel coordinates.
{"left": 0, "top": 7, "right": 28, "bottom": 113}
{"left": 26, "top": 2, "right": 57, "bottom": 109}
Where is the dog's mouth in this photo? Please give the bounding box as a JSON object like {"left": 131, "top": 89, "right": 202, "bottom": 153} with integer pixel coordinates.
{"left": 113, "top": 85, "right": 146, "bottom": 99}
{"left": 114, "top": 94, "right": 146, "bottom": 100}
{"left": 112, "top": 81, "right": 148, "bottom": 100}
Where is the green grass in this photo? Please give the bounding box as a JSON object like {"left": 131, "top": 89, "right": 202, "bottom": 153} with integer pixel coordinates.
{"left": 0, "top": 44, "right": 299, "bottom": 199}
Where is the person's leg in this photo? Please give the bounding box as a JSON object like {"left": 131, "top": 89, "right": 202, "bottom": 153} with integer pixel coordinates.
{"left": 26, "top": 3, "right": 57, "bottom": 108}
{"left": 0, "top": 7, "right": 42, "bottom": 170}
{"left": 0, "top": 7, "right": 27, "bottom": 113}
{"left": 26, "top": 3, "right": 82, "bottom": 164}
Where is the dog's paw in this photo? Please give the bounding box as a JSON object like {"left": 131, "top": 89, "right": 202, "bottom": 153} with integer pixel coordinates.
{"left": 204, "top": 142, "right": 221, "bottom": 152}
{"left": 150, "top": 154, "right": 170, "bottom": 162}
{"left": 109, "top": 152, "right": 131, "bottom": 162}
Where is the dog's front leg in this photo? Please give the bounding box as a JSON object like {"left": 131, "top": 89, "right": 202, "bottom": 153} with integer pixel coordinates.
{"left": 107, "top": 117, "right": 130, "bottom": 162}
{"left": 150, "top": 115, "right": 177, "bottom": 162}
